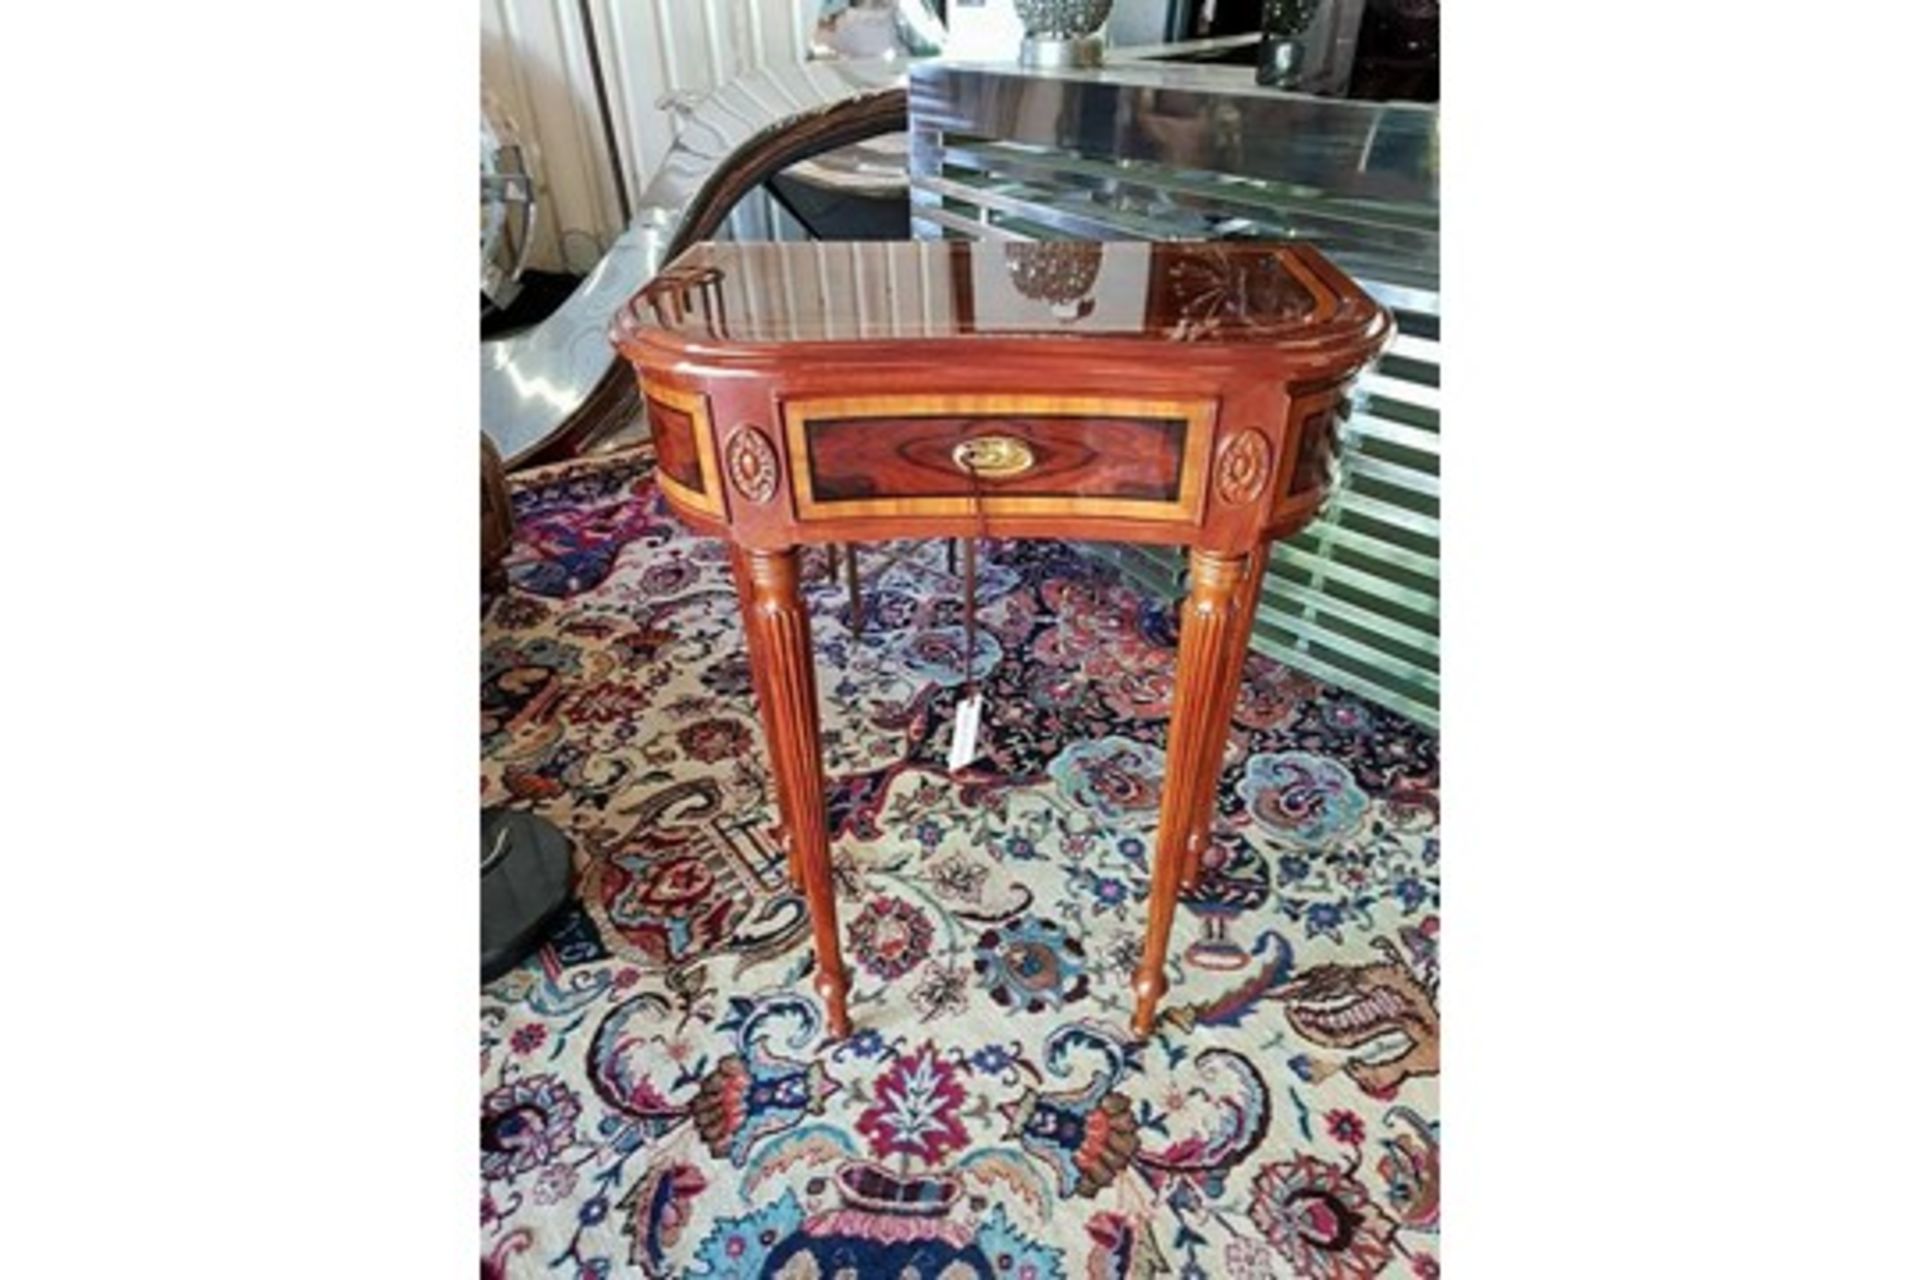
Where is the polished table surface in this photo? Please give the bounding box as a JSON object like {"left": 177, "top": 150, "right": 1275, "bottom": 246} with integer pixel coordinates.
{"left": 613, "top": 239, "right": 1389, "bottom": 1038}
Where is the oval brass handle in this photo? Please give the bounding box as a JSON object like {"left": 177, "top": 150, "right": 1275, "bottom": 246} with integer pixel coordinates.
{"left": 951, "top": 435, "right": 1036, "bottom": 479}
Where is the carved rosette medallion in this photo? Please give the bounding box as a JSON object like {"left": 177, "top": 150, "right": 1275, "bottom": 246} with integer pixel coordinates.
{"left": 725, "top": 426, "right": 779, "bottom": 505}
{"left": 1215, "top": 430, "right": 1272, "bottom": 506}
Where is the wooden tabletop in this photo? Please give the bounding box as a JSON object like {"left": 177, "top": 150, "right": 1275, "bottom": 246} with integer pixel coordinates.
{"left": 611, "top": 240, "right": 1390, "bottom": 555}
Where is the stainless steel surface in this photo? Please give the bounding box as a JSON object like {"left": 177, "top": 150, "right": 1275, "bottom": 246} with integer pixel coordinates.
{"left": 480, "top": 94, "right": 538, "bottom": 314}
{"left": 1106, "top": 31, "right": 1261, "bottom": 62}
{"left": 910, "top": 60, "right": 1438, "bottom": 220}
{"left": 1020, "top": 33, "right": 1108, "bottom": 69}
{"left": 481, "top": 57, "right": 906, "bottom": 468}
{"left": 482, "top": 218, "right": 672, "bottom": 465}
{"left": 908, "top": 58, "right": 1438, "bottom": 726}
{"left": 1082, "top": 1, "right": 1363, "bottom": 93}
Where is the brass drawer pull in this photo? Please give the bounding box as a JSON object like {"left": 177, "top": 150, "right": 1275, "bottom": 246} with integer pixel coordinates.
{"left": 951, "top": 435, "right": 1035, "bottom": 479}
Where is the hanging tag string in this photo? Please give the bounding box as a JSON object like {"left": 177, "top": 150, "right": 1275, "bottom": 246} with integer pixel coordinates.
{"left": 959, "top": 449, "right": 990, "bottom": 698}
{"left": 947, "top": 441, "right": 1002, "bottom": 776}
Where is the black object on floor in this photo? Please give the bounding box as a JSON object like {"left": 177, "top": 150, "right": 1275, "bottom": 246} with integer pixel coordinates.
{"left": 481, "top": 270, "right": 588, "bottom": 340}
{"left": 481, "top": 808, "right": 574, "bottom": 983}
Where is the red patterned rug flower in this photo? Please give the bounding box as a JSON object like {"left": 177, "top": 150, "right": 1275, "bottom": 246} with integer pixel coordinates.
{"left": 855, "top": 1041, "right": 970, "bottom": 1166}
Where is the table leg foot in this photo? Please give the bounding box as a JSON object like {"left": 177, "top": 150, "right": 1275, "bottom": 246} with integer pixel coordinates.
{"left": 1129, "top": 967, "right": 1168, "bottom": 1039}
{"left": 815, "top": 963, "right": 852, "bottom": 1040}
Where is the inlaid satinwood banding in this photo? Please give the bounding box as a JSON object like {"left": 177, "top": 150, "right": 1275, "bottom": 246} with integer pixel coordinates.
{"left": 642, "top": 382, "right": 723, "bottom": 517}
{"left": 785, "top": 393, "right": 1213, "bottom": 524}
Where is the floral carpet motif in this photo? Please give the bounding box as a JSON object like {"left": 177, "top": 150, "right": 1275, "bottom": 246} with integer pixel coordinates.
{"left": 481, "top": 450, "right": 1440, "bottom": 1279}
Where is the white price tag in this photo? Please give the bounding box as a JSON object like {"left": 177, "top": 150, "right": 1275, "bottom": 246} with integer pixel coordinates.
{"left": 947, "top": 693, "right": 983, "bottom": 771}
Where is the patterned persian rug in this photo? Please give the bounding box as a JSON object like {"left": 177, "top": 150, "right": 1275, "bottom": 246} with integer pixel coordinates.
{"left": 481, "top": 450, "right": 1440, "bottom": 1280}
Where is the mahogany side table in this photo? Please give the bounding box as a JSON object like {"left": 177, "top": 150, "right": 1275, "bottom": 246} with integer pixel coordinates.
{"left": 611, "top": 239, "right": 1389, "bottom": 1039}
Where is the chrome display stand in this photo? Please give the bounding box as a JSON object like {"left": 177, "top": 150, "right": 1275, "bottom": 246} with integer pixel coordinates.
{"left": 907, "top": 59, "right": 1440, "bottom": 727}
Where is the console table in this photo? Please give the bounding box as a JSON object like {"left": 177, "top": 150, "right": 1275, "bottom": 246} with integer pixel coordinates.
{"left": 611, "top": 239, "right": 1389, "bottom": 1039}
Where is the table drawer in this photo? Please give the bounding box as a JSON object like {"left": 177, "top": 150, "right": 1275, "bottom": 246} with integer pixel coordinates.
{"left": 785, "top": 394, "right": 1213, "bottom": 524}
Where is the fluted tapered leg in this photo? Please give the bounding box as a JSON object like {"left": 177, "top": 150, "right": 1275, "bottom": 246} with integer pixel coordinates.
{"left": 735, "top": 546, "right": 851, "bottom": 1038}
{"left": 730, "top": 548, "right": 805, "bottom": 892}
{"left": 1133, "top": 548, "right": 1250, "bottom": 1039}
{"left": 1180, "top": 540, "right": 1271, "bottom": 890}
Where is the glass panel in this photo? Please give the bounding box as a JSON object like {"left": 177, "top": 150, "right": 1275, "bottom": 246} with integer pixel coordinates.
{"left": 627, "top": 238, "right": 1376, "bottom": 345}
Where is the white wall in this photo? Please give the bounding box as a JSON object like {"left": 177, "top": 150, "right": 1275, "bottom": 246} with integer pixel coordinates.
{"left": 481, "top": 0, "right": 819, "bottom": 272}
{"left": 482, "top": 2, "right": 1185, "bottom": 272}
{"left": 481, "top": 0, "right": 619, "bottom": 272}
